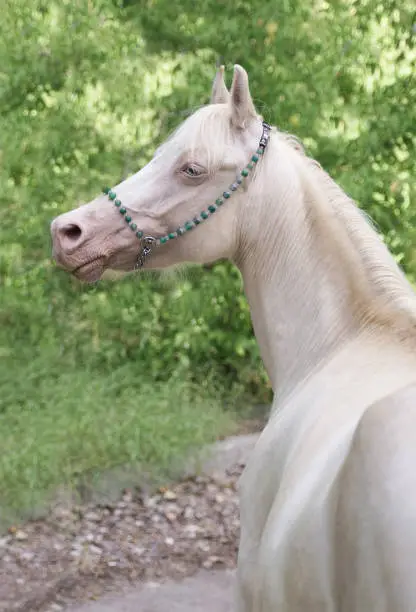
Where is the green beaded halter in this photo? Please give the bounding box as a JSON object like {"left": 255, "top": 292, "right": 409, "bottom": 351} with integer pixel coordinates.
{"left": 103, "top": 121, "right": 271, "bottom": 269}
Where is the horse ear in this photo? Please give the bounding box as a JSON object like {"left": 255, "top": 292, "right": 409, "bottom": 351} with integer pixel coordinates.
{"left": 210, "top": 65, "right": 230, "bottom": 104}
{"left": 229, "top": 64, "right": 257, "bottom": 128}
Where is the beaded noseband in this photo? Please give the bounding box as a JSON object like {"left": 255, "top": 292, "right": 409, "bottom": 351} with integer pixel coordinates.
{"left": 103, "top": 121, "right": 271, "bottom": 269}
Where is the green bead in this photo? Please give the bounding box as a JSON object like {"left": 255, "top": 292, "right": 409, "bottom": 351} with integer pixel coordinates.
{"left": 208, "top": 205, "right": 217, "bottom": 213}
{"left": 241, "top": 169, "right": 249, "bottom": 177}
{"left": 130, "top": 222, "right": 137, "bottom": 231}
{"left": 257, "top": 148, "right": 263, "bottom": 155}
{"left": 119, "top": 207, "right": 126, "bottom": 214}
{"left": 251, "top": 154, "right": 259, "bottom": 162}
{"left": 114, "top": 199, "right": 121, "bottom": 207}
{"left": 136, "top": 230, "right": 143, "bottom": 238}
{"left": 247, "top": 162, "right": 254, "bottom": 169}
{"left": 108, "top": 191, "right": 116, "bottom": 200}
{"left": 216, "top": 198, "right": 224, "bottom": 206}
{"left": 160, "top": 236, "right": 169, "bottom": 244}
{"left": 125, "top": 215, "right": 132, "bottom": 223}
{"left": 168, "top": 232, "right": 177, "bottom": 239}
{"left": 185, "top": 221, "right": 194, "bottom": 231}
{"left": 103, "top": 187, "right": 110, "bottom": 194}
{"left": 223, "top": 191, "right": 231, "bottom": 198}
{"left": 201, "top": 211, "right": 209, "bottom": 219}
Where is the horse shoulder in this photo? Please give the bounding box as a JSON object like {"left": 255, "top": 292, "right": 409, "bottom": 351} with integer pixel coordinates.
{"left": 334, "top": 381, "right": 416, "bottom": 612}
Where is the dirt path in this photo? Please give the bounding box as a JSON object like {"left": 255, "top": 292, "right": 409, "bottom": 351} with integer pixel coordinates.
{"left": 0, "top": 434, "right": 260, "bottom": 612}
{"left": 67, "top": 570, "right": 234, "bottom": 612}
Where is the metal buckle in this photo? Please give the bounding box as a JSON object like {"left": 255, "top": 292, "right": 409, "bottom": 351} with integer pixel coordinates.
{"left": 135, "top": 236, "right": 156, "bottom": 269}
{"left": 259, "top": 121, "right": 271, "bottom": 151}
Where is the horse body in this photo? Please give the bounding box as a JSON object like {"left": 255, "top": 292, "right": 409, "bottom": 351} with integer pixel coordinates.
{"left": 237, "top": 331, "right": 416, "bottom": 611}
{"left": 50, "top": 64, "right": 416, "bottom": 611}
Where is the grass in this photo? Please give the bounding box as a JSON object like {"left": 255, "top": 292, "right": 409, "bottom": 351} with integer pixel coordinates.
{"left": 0, "top": 356, "right": 235, "bottom": 526}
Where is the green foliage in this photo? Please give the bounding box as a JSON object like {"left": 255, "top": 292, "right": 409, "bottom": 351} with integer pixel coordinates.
{"left": 0, "top": 363, "right": 233, "bottom": 520}
{"left": 0, "top": 0, "right": 414, "bottom": 515}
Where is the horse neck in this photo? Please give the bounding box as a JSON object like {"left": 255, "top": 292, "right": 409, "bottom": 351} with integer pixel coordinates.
{"left": 235, "top": 136, "right": 416, "bottom": 399}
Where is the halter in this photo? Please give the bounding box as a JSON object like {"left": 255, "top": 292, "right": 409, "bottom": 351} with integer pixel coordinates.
{"left": 103, "top": 120, "right": 271, "bottom": 269}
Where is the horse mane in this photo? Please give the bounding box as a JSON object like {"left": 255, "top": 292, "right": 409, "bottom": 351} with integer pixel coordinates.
{"left": 276, "top": 129, "right": 416, "bottom": 332}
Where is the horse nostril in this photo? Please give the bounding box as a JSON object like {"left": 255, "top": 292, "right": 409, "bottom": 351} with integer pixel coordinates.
{"left": 60, "top": 223, "right": 82, "bottom": 243}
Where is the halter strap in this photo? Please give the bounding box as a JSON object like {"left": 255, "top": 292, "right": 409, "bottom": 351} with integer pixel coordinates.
{"left": 103, "top": 120, "right": 272, "bottom": 269}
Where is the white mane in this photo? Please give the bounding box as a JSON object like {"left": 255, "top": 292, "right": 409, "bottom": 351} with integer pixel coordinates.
{"left": 276, "top": 131, "right": 416, "bottom": 331}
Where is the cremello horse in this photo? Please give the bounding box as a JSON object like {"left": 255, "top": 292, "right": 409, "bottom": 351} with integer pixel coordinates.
{"left": 51, "top": 65, "right": 416, "bottom": 611}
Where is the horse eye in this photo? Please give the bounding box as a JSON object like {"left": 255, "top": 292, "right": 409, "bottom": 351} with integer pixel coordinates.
{"left": 183, "top": 165, "right": 202, "bottom": 177}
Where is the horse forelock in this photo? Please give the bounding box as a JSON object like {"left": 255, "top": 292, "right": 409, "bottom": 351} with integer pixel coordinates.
{"left": 155, "top": 104, "right": 233, "bottom": 172}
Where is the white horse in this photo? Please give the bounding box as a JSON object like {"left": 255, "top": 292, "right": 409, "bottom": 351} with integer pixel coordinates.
{"left": 51, "top": 65, "right": 416, "bottom": 611}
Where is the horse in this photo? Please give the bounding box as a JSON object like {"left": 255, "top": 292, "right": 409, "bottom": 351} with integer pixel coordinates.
{"left": 50, "top": 64, "right": 416, "bottom": 611}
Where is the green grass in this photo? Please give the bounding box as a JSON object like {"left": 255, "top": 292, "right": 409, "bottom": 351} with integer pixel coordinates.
{"left": 0, "top": 357, "right": 235, "bottom": 525}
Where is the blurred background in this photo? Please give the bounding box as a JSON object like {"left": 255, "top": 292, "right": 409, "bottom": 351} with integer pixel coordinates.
{"left": 0, "top": 0, "right": 414, "bottom": 519}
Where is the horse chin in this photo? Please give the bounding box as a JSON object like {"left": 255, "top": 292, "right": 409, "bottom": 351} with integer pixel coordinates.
{"left": 72, "top": 257, "right": 106, "bottom": 283}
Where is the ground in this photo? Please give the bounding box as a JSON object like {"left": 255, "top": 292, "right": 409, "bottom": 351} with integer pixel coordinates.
{"left": 68, "top": 570, "right": 235, "bottom": 612}
{"left": 0, "top": 432, "right": 261, "bottom": 612}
